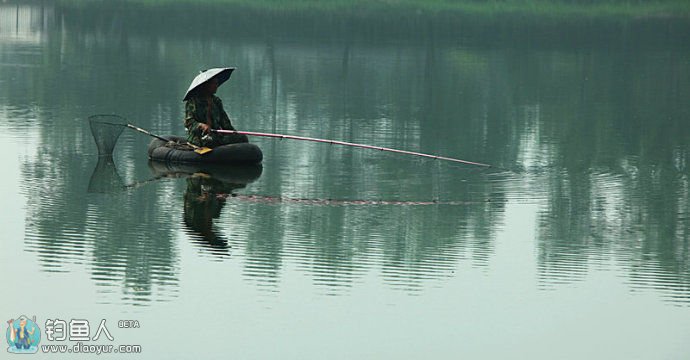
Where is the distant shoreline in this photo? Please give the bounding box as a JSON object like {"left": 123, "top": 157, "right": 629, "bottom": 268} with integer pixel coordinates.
{"left": 55, "top": 0, "right": 690, "bottom": 21}
{"left": 47, "top": 0, "right": 690, "bottom": 50}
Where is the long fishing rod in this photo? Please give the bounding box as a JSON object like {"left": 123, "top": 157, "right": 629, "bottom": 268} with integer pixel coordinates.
{"left": 212, "top": 129, "right": 491, "bottom": 167}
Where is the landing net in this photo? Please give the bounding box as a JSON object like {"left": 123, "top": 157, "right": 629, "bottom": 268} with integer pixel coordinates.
{"left": 88, "top": 114, "right": 127, "bottom": 156}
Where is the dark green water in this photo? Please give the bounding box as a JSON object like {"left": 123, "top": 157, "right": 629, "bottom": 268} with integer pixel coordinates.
{"left": 1, "top": 3, "right": 689, "bottom": 359}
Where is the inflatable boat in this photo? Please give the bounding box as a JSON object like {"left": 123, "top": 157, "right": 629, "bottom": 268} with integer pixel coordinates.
{"left": 148, "top": 136, "right": 263, "bottom": 165}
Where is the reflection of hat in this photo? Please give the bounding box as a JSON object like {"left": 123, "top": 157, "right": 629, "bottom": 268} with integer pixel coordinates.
{"left": 183, "top": 67, "right": 235, "bottom": 101}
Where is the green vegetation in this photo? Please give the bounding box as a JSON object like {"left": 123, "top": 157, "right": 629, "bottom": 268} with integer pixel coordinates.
{"left": 57, "top": 0, "right": 690, "bottom": 20}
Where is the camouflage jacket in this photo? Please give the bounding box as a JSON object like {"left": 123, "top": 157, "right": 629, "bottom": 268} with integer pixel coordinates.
{"left": 184, "top": 95, "right": 237, "bottom": 146}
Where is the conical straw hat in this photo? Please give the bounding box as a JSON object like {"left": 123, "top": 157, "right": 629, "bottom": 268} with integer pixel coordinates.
{"left": 183, "top": 67, "right": 235, "bottom": 101}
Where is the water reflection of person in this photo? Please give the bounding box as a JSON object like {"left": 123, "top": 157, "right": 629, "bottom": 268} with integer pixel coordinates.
{"left": 7, "top": 317, "right": 35, "bottom": 350}
{"left": 183, "top": 173, "right": 244, "bottom": 255}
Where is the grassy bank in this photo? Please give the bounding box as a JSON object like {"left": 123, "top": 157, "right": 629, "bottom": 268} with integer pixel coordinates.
{"left": 56, "top": 0, "right": 690, "bottom": 20}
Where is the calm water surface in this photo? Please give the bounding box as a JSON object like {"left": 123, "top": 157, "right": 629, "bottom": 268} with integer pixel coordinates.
{"left": 1, "top": 4, "right": 689, "bottom": 359}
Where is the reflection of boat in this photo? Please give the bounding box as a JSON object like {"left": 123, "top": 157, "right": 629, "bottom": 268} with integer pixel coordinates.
{"left": 147, "top": 160, "right": 263, "bottom": 186}
{"left": 148, "top": 161, "right": 262, "bottom": 257}
{"left": 147, "top": 136, "right": 263, "bottom": 165}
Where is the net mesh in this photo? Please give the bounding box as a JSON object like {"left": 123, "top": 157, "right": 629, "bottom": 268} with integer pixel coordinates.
{"left": 89, "top": 114, "right": 127, "bottom": 156}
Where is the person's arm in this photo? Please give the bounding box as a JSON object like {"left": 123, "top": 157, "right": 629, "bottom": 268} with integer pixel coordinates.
{"left": 184, "top": 100, "right": 210, "bottom": 136}
{"left": 216, "top": 97, "right": 236, "bottom": 131}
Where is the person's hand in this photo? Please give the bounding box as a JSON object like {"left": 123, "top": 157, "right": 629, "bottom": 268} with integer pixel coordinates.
{"left": 199, "top": 123, "right": 211, "bottom": 134}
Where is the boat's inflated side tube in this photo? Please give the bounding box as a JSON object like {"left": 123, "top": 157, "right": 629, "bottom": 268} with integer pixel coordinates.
{"left": 148, "top": 136, "right": 263, "bottom": 165}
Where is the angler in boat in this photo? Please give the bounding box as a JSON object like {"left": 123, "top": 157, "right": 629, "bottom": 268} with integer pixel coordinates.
{"left": 146, "top": 67, "right": 263, "bottom": 164}
{"left": 183, "top": 67, "right": 248, "bottom": 148}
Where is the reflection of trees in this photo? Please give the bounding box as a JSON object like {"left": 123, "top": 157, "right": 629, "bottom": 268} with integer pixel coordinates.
{"left": 527, "top": 49, "right": 690, "bottom": 302}
{"left": 21, "top": 154, "right": 179, "bottom": 305}
{"left": 228, "top": 32, "right": 507, "bottom": 291}
{"left": 233, "top": 198, "right": 503, "bottom": 294}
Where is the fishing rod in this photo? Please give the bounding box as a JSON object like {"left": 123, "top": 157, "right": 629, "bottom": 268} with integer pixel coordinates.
{"left": 120, "top": 123, "right": 213, "bottom": 154}
{"left": 212, "top": 129, "right": 491, "bottom": 167}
